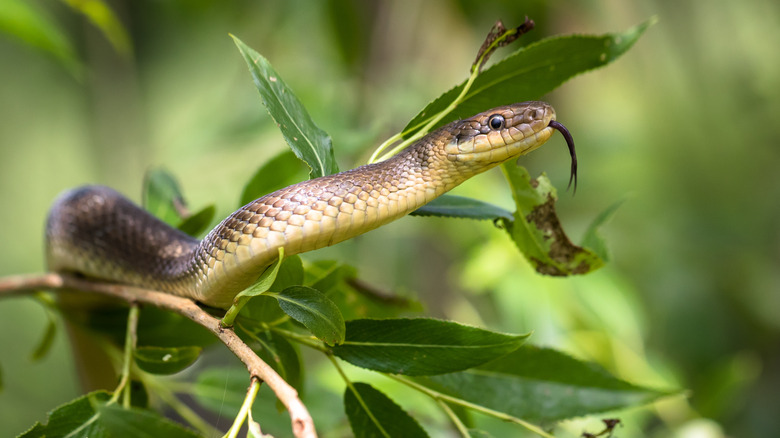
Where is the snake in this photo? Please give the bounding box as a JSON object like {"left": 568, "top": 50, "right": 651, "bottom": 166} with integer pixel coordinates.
{"left": 45, "top": 101, "right": 576, "bottom": 309}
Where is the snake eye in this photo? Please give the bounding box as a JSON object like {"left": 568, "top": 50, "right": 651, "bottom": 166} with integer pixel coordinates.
{"left": 488, "top": 114, "right": 505, "bottom": 130}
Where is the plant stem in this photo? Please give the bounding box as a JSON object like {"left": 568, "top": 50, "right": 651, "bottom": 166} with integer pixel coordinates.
{"left": 144, "top": 375, "right": 221, "bottom": 437}
{"left": 435, "top": 398, "right": 471, "bottom": 438}
{"left": 327, "top": 354, "right": 391, "bottom": 438}
{"left": 225, "top": 378, "right": 261, "bottom": 438}
{"left": 271, "top": 326, "right": 327, "bottom": 352}
{"left": 110, "top": 304, "right": 139, "bottom": 406}
{"left": 0, "top": 273, "right": 317, "bottom": 438}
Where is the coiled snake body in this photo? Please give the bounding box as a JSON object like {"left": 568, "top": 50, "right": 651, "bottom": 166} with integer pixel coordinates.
{"left": 46, "top": 102, "right": 573, "bottom": 308}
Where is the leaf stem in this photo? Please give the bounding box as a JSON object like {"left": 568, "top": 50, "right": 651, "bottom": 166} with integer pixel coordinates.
{"left": 388, "top": 374, "right": 554, "bottom": 438}
{"left": 327, "top": 354, "right": 391, "bottom": 438}
{"left": 143, "top": 374, "right": 221, "bottom": 437}
{"left": 110, "top": 304, "right": 139, "bottom": 406}
{"left": 225, "top": 377, "right": 261, "bottom": 438}
{"left": 369, "top": 21, "right": 518, "bottom": 165}
{"left": 271, "top": 326, "right": 327, "bottom": 352}
{"left": 435, "top": 398, "right": 471, "bottom": 438}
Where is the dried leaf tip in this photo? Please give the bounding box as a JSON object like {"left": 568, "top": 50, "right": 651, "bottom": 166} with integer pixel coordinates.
{"left": 473, "top": 17, "right": 535, "bottom": 73}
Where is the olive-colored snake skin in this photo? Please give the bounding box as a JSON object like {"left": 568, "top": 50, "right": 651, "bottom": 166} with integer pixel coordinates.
{"left": 46, "top": 101, "right": 572, "bottom": 308}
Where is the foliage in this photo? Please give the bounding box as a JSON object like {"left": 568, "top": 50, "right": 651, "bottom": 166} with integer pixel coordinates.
{"left": 2, "top": 14, "right": 668, "bottom": 438}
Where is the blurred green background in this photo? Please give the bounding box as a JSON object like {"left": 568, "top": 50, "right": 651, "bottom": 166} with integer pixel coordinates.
{"left": 1, "top": 0, "right": 778, "bottom": 437}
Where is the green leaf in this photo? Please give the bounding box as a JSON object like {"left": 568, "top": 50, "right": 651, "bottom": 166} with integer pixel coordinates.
{"left": 417, "top": 345, "right": 673, "bottom": 422}
{"left": 62, "top": 0, "right": 132, "bottom": 56}
{"left": 232, "top": 35, "right": 339, "bottom": 178}
{"left": 580, "top": 199, "right": 625, "bottom": 262}
{"left": 0, "top": 0, "right": 82, "bottom": 77}
{"left": 332, "top": 318, "right": 529, "bottom": 376}
{"left": 501, "top": 164, "right": 603, "bottom": 276}
{"left": 403, "top": 18, "right": 655, "bottom": 136}
{"left": 266, "top": 286, "right": 346, "bottom": 345}
{"left": 97, "top": 403, "right": 200, "bottom": 438}
{"left": 238, "top": 295, "right": 287, "bottom": 324}
{"left": 271, "top": 254, "right": 304, "bottom": 292}
{"left": 235, "top": 247, "right": 285, "bottom": 299}
{"left": 142, "top": 168, "right": 188, "bottom": 226}
{"left": 134, "top": 346, "right": 202, "bottom": 375}
{"left": 30, "top": 315, "right": 57, "bottom": 361}
{"left": 18, "top": 390, "right": 199, "bottom": 438}
{"left": 135, "top": 307, "right": 216, "bottom": 349}
{"left": 305, "top": 260, "right": 421, "bottom": 320}
{"left": 344, "top": 382, "right": 429, "bottom": 438}
{"left": 240, "top": 150, "right": 309, "bottom": 207}
{"left": 176, "top": 204, "right": 215, "bottom": 237}
{"left": 411, "top": 194, "right": 513, "bottom": 221}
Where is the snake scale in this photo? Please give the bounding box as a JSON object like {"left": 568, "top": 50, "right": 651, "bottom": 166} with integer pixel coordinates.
{"left": 46, "top": 102, "right": 576, "bottom": 308}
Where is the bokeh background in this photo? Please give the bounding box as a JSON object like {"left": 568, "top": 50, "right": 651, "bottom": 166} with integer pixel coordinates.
{"left": 1, "top": 0, "right": 778, "bottom": 437}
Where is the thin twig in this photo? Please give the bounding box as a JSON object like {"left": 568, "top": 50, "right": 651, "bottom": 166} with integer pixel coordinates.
{"left": 0, "top": 273, "right": 317, "bottom": 438}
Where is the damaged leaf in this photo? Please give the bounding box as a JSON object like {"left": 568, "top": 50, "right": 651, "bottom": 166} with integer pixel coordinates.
{"left": 501, "top": 163, "right": 603, "bottom": 275}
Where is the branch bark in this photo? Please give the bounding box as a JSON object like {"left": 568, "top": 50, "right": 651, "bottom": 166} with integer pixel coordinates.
{"left": 0, "top": 273, "right": 317, "bottom": 438}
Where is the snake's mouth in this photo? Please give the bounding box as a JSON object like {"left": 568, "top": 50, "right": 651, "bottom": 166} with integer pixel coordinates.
{"left": 548, "top": 120, "right": 578, "bottom": 193}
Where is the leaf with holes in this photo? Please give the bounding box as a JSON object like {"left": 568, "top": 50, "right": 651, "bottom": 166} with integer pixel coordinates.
{"left": 501, "top": 164, "right": 603, "bottom": 276}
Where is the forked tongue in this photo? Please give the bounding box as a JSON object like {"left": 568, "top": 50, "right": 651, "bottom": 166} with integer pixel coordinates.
{"left": 548, "top": 120, "right": 577, "bottom": 193}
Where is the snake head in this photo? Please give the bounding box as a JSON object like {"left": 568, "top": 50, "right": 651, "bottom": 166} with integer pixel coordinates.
{"left": 446, "top": 101, "right": 556, "bottom": 164}
{"left": 445, "top": 101, "right": 576, "bottom": 191}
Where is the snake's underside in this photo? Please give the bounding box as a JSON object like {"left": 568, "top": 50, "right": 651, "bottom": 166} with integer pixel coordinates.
{"left": 46, "top": 102, "right": 572, "bottom": 308}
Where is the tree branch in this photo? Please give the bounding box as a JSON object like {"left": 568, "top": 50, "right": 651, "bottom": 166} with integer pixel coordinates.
{"left": 0, "top": 273, "right": 317, "bottom": 438}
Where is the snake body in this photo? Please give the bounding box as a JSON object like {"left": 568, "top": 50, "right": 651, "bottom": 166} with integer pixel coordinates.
{"left": 46, "top": 102, "right": 564, "bottom": 308}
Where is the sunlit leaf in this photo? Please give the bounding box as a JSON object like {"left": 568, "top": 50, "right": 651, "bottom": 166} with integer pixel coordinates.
{"left": 240, "top": 150, "right": 309, "bottom": 207}
{"left": 271, "top": 254, "right": 304, "bottom": 292}
{"left": 0, "top": 0, "right": 82, "bottom": 77}
{"left": 266, "top": 285, "right": 345, "bottom": 345}
{"left": 176, "top": 204, "right": 215, "bottom": 237}
{"left": 344, "top": 382, "right": 429, "bottom": 438}
{"left": 403, "top": 18, "right": 655, "bottom": 137}
{"left": 134, "top": 346, "right": 202, "bottom": 375}
{"left": 411, "top": 194, "right": 513, "bottom": 221}
{"left": 417, "top": 345, "right": 673, "bottom": 422}
{"left": 235, "top": 248, "right": 285, "bottom": 299}
{"left": 333, "top": 318, "right": 529, "bottom": 376}
{"left": 232, "top": 35, "right": 339, "bottom": 178}
{"left": 501, "top": 164, "right": 603, "bottom": 275}
{"left": 142, "top": 168, "right": 188, "bottom": 226}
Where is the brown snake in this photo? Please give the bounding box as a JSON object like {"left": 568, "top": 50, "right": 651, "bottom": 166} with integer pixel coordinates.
{"left": 46, "top": 102, "right": 576, "bottom": 308}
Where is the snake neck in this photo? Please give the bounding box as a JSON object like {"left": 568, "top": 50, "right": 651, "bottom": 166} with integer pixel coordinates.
{"left": 189, "top": 135, "right": 480, "bottom": 307}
